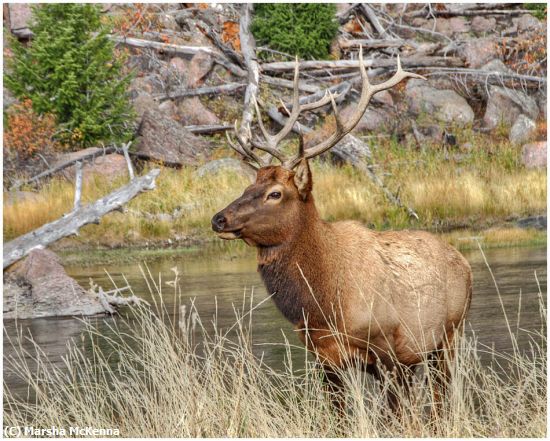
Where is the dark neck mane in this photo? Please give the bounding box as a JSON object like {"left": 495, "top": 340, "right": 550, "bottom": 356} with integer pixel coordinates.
{"left": 257, "top": 202, "right": 334, "bottom": 325}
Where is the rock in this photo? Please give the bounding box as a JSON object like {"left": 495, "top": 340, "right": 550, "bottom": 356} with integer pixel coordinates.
{"left": 372, "top": 90, "right": 394, "bottom": 107}
{"left": 130, "top": 75, "right": 163, "bottom": 96}
{"left": 521, "top": 141, "right": 546, "bottom": 168}
{"left": 480, "top": 59, "right": 514, "bottom": 75}
{"left": 187, "top": 52, "right": 214, "bottom": 88}
{"left": 169, "top": 56, "right": 188, "bottom": 76}
{"left": 483, "top": 86, "right": 539, "bottom": 129}
{"left": 157, "top": 13, "right": 180, "bottom": 32}
{"left": 406, "top": 83, "right": 474, "bottom": 125}
{"left": 195, "top": 158, "right": 257, "bottom": 182}
{"left": 133, "top": 93, "right": 158, "bottom": 119}
{"left": 459, "top": 38, "right": 498, "bottom": 68}
{"left": 517, "top": 14, "right": 542, "bottom": 32}
{"left": 471, "top": 16, "right": 497, "bottom": 34}
{"left": 7, "top": 3, "right": 32, "bottom": 39}
{"left": 158, "top": 99, "right": 177, "bottom": 118}
{"left": 177, "top": 97, "right": 220, "bottom": 126}
{"left": 3, "top": 249, "right": 106, "bottom": 319}
{"left": 509, "top": 115, "right": 537, "bottom": 145}
{"left": 3, "top": 88, "right": 17, "bottom": 110}
{"left": 516, "top": 215, "right": 546, "bottom": 230}
{"left": 535, "top": 86, "right": 547, "bottom": 119}
{"left": 341, "top": 105, "right": 392, "bottom": 133}
{"left": 449, "top": 17, "right": 470, "bottom": 33}
{"left": 135, "top": 110, "right": 213, "bottom": 166}
{"left": 54, "top": 148, "right": 129, "bottom": 182}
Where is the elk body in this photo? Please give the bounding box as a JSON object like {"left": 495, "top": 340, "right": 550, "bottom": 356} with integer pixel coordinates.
{"left": 212, "top": 51, "right": 472, "bottom": 409}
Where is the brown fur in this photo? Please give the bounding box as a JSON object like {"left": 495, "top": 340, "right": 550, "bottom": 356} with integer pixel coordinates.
{"left": 212, "top": 163, "right": 472, "bottom": 406}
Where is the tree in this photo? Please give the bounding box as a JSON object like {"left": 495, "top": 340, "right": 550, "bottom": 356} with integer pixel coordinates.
{"left": 4, "top": 4, "right": 134, "bottom": 148}
{"left": 251, "top": 4, "right": 339, "bottom": 60}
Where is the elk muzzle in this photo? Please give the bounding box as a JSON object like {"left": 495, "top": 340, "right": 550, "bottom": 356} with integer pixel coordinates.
{"left": 211, "top": 210, "right": 242, "bottom": 240}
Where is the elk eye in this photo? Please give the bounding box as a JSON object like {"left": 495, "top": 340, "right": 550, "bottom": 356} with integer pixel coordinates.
{"left": 268, "top": 191, "right": 281, "bottom": 200}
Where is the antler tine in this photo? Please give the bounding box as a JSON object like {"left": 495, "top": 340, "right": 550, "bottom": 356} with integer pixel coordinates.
{"left": 227, "top": 121, "right": 268, "bottom": 167}
{"left": 284, "top": 47, "right": 427, "bottom": 169}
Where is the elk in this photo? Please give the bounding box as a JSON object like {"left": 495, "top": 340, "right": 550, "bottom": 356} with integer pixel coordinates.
{"left": 211, "top": 49, "right": 473, "bottom": 410}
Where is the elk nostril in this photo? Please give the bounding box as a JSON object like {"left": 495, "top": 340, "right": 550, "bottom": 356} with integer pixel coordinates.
{"left": 212, "top": 213, "right": 227, "bottom": 232}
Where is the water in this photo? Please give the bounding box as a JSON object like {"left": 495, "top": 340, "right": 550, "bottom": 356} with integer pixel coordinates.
{"left": 3, "top": 245, "right": 546, "bottom": 399}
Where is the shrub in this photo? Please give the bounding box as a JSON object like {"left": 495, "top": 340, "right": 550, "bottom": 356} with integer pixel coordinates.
{"left": 4, "top": 4, "right": 134, "bottom": 148}
{"left": 3, "top": 99, "right": 62, "bottom": 160}
{"left": 251, "top": 4, "right": 339, "bottom": 59}
{"left": 524, "top": 3, "right": 547, "bottom": 19}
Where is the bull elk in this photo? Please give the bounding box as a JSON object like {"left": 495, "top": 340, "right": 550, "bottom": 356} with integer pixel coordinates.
{"left": 212, "top": 49, "right": 473, "bottom": 410}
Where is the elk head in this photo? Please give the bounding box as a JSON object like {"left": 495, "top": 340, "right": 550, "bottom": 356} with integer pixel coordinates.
{"left": 212, "top": 48, "right": 424, "bottom": 247}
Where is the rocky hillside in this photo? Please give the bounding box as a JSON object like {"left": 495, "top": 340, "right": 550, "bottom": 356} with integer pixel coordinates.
{"left": 3, "top": 3, "right": 547, "bottom": 185}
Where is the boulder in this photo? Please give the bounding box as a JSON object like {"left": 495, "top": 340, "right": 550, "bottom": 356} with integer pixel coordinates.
{"left": 480, "top": 59, "right": 514, "bottom": 75}
{"left": 158, "top": 99, "right": 178, "bottom": 118}
{"left": 483, "top": 86, "right": 539, "bottom": 129}
{"left": 509, "top": 115, "right": 537, "bottom": 145}
{"left": 135, "top": 110, "right": 213, "bottom": 166}
{"left": 187, "top": 52, "right": 214, "bottom": 88}
{"left": 471, "top": 16, "right": 497, "bottom": 34}
{"left": 169, "top": 56, "right": 188, "bottom": 76}
{"left": 406, "top": 83, "right": 474, "bottom": 125}
{"left": 157, "top": 13, "right": 180, "bottom": 32}
{"left": 517, "top": 14, "right": 542, "bottom": 32}
{"left": 54, "top": 148, "right": 129, "bottom": 182}
{"left": 341, "top": 105, "right": 393, "bottom": 133}
{"left": 195, "top": 158, "right": 256, "bottom": 182}
{"left": 177, "top": 97, "right": 220, "bottom": 126}
{"left": 459, "top": 38, "right": 498, "bottom": 68}
{"left": 371, "top": 90, "right": 394, "bottom": 107}
{"left": 3, "top": 249, "right": 106, "bottom": 319}
{"left": 7, "top": 3, "right": 32, "bottom": 39}
{"left": 521, "top": 141, "right": 546, "bottom": 168}
{"left": 133, "top": 93, "right": 158, "bottom": 119}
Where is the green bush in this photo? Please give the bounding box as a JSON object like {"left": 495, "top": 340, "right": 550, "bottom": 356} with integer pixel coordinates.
{"left": 4, "top": 4, "right": 134, "bottom": 148}
{"left": 524, "top": 3, "right": 547, "bottom": 19}
{"left": 251, "top": 4, "right": 339, "bottom": 60}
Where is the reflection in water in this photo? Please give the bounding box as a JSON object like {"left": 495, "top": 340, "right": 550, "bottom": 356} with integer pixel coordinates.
{"left": 3, "top": 245, "right": 546, "bottom": 399}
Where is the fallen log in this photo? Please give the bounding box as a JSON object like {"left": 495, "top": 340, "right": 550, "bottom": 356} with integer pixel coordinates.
{"left": 237, "top": 4, "right": 261, "bottom": 146}
{"left": 261, "top": 56, "right": 463, "bottom": 73}
{"left": 154, "top": 82, "right": 247, "bottom": 101}
{"left": 338, "top": 38, "right": 409, "bottom": 49}
{"left": 261, "top": 75, "right": 321, "bottom": 93}
{"left": 407, "top": 8, "right": 534, "bottom": 18}
{"left": 3, "top": 169, "right": 160, "bottom": 269}
{"left": 197, "top": 20, "right": 245, "bottom": 69}
{"left": 184, "top": 124, "right": 233, "bottom": 134}
{"left": 10, "top": 146, "right": 119, "bottom": 191}
{"left": 110, "top": 35, "right": 247, "bottom": 78}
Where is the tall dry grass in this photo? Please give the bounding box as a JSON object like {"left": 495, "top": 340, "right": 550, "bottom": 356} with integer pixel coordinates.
{"left": 3, "top": 151, "right": 547, "bottom": 246}
{"left": 3, "top": 252, "right": 547, "bottom": 437}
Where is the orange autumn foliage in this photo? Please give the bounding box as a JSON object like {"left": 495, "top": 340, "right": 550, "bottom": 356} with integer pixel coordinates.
{"left": 4, "top": 99, "right": 62, "bottom": 159}
{"left": 222, "top": 21, "right": 241, "bottom": 52}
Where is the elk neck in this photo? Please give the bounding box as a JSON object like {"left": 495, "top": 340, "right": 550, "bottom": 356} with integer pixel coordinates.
{"left": 256, "top": 197, "right": 337, "bottom": 326}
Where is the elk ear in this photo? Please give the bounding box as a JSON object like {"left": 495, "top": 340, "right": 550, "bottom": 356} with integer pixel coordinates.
{"left": 294, "top": 159, "right": 312, "bottom": 201}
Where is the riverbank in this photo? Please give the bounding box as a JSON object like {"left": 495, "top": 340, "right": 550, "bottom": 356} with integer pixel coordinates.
{"left": 4, "top": 134, "right": 546, "bottom": 253}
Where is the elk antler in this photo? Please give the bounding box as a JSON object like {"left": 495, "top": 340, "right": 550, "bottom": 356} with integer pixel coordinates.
{"left": 227, "top": 47, "right": 426, "bottom": 169}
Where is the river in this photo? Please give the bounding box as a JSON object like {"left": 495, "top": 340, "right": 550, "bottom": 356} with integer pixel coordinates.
{"left": 3, "top": 245, "right": 546, "bottom": 399}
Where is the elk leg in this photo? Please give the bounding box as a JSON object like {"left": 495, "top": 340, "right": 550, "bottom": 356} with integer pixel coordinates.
{"left": 321, "top": 365, "right": 346, "bottom": 413}
{"left": 430, "top": 327, "right": 458, "bottom": 416}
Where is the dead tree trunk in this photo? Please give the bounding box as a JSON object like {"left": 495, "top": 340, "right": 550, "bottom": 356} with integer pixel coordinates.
{"left": 3, "top": 169, "right": 161, "bottom": 269}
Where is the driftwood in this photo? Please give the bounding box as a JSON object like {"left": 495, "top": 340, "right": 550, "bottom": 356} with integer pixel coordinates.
{"left": 237, "top": 4, "right": 261, "bottom": 146}
{"left": 339, "top": 39, "right": 409, "bottom": 49}
{"left": 267, "top": 107, "right": 419, "bottom": 220}
{"left": 184, "top": 124, "right": 233, "bottom": 134}
{"left": 110, "top": 35, "right": 247, "bottom": 78}
{"left": 154, "top": 82, "right": 246, "bottom": 101}
{"left": 261, "top": 56, "right": 463, "bottom": 73}
{"left": 73, "top": 162, "right": 83, "bottom": 211}
{"left": 10, "top": 146, "right": 119, "bottom": 191}
{"left": 261, "top": 75, "right": 321, "bottom": 93}
{"left": 361, "top": 4, "right": 391, "bottom": 38}
{"left": 407, "top": 8, "right": 534, "bottom": 18}
{"left": 3, "top": 169, "right": 160, "bottom": 269}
